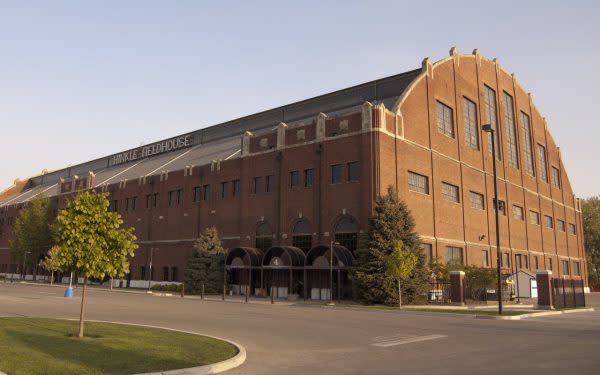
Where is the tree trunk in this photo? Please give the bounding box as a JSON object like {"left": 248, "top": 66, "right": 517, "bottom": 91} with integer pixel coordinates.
{"left": 78, "top": 275, "right": 88, "bottom": 338}
{"left": 398, "top": 279, "right": 402, "bottom": 309}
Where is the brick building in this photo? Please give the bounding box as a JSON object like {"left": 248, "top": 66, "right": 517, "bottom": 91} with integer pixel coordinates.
{"left": 0, "top": 48, "right": 588, "bottom": 297}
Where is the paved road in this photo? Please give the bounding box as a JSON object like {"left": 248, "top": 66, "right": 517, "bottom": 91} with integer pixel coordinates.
{"left": 0, "top": 283, "right": 599, "bottom": 375}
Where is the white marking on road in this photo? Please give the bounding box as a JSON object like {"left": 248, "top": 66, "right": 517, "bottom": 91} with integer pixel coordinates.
{"left": 371, "top": 334, "right": 447, "bottom": 347}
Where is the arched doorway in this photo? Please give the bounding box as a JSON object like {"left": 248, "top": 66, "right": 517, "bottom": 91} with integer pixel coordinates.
{"left": 292, "top": 219, "right": 312, "bottom": 253}
{"left": 255, "top": 222, "right": 273, "bottom": 252}
{"left": 225, "top": 247, "right": 263, "bottom": 296}
{"left": 261, "top": 246, "right": 305, "bottom": 299}
{"left": 305, "top": 244, "right": 354, "bottom": 301}
{"left": 334, "top": 216, "right": 358, "bottom": 253}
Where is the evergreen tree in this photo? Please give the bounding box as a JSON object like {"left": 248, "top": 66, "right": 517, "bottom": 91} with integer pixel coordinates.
{"left": 9, "top": 194, "right": 54, "bottom": 279}
{"left": 353, "top": 186, "right": 429, "bottom": 305}
{"left": 185, "top": 227, "right": 225, "bottom": 294}
{"left": 583, "top": 196, "right": 600, "bottom": 287}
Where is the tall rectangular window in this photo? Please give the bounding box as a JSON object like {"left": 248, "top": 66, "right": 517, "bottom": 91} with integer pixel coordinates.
{"left": 290, "top": 171, "right": 300, "bottom": 189}
{"left": 266, "top": 175, "right": 275, "bottom": 192}
{"left": 569, "top": 223, "right": 576, "bottom": 235}
{"left": 521, "top": 112, "right": 535, "bottom": 176}
{"left": 548, "top": 258, "right": 553, "bottom": 271}
{"left": 202, "top": 185, "right": 210, "bottom": 201}
{"left": 146, "top": 194, "right": 152, "bottom": 209}
{"left": 561, "top": 260, "right": 570, "bottom": 275}
{"left": 348, "top": 161, "right": 360, "bottom": 182}
{"left": 422, "top": 243, "right": 433, "bottom": 264}
{"left": 530, "top": 210, "right": 540, "bottom": 225}
{"left": 544, "top": 215, "right": 553, "bottom": 229}
{"left": 252, "top": 177, "right": 262, "bottom": 194}
{"left": 484, "top": 85, "right": 500, "bottom": 160}
{"left": 169, "top": 190, "right": 181, "bottom": 207}
{"left": 193, "top": 186, "right": 202, "bottom": 202}
{"left": 407, "top": 171, "right": 429, "bottom": 194}
{"left": 469, "top": 191, "right": 484, "bottom": 210}
{"left": 512, "top": 205, "right": 524, "bottom": 221}
{"left": 537, "top": 144, "right": 548, "bottom": 182}
{"left": 331, "top": 164, "right": 343, "bottom": 184}
{"left": 463, "top": 97, "right": 479, "bottom": 149}
{"left": 124, "top": 198, "right": 130, "bottom": 211}
{"left": 232, "top": 180, "right": 240, "bottom": 197}
{"left": 304, "top": 168, "right": 314, "bottom": 188}
{"left": 493, "top": 199, "right": 506, "bottom": 216}
{"left": 436, "top": 101, "right": 454, "bottom": 138}
{"left": 534, "top": 256, "right": 539, "bottom": 270}
{"left": 221, "top": 182, "right": 229, "bottom": 199}
{"left": 482, "top": 250, "right": 489, "bottom": 267}
{"left": 445, "top": 246, "right": 463, "bottom": 265}
{"left": 503, "top": 92, "right": 519, "bottom": 168}
{"left": 131, "top": 196, "right": 137, "bottom": 210}
{"left": 442, "top": 182, "right": 460, "bottom": 203}
{"left": 573, "top": 261, "right": 581, "bottom": 276}
{"left": 557, "top": 219, "right": 565, "bottom": 232}
{"left": 503, "top": 253, "right": 510, "bottom": 268}
{"left": 551, "top": 167, "right": 561, "bottom": 189}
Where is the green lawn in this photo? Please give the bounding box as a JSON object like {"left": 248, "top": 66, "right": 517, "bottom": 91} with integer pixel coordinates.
{"left": 0, "top": 318, "right": 238, "bottom": 375}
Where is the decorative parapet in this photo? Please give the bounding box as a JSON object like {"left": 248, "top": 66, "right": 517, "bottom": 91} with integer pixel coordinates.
{"left": 316, "top": 112, "right": 327, "bottom": 140}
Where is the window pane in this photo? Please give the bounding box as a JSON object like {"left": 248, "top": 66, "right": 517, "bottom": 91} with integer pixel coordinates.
{"left": 504, "top": 92, "right": 519, "bottom": 168}
{"left": 253, "top": 177, "right": 262, "bottom": 193}
{"left": 482, "top": 250, "right": 489, "bottom": 267}
{"left": 544, "top": 215, "right": 553, "bottom": 229}
{"left": 436, "top": 101, "right": 454, "bottom": 138}
{"left": 569, "top": 223, "right": 576, "bottom": 235}
{"left": 551, "top": 167, "right": 561, "bottom": 188}
{"left": 521, "top": 112, "right": 535, "bottom": 176}
{"left": 463, "top": 97, "right": 479, "bottom": 149}
{"left": 331, "top": 164, "right": 343, "bottom": 184}
{"left": 348, "top": 161, "right": 360, "bottom": 182}
{"left": 442, "top": 182, "right": 460, "bottom": 203}
{"left": 484, "top": 86, "right": 500, "bottom": 160}
{"left": 304, "top": 169, "right": 314, "bottom": 187}
{"left": 290, "top": 171, "right": 300, "bottom": 189}
{"left": 513, "top": 205, "right": 524, "bottom": 221}
{"left": 445, "top": 246, "right": 463, "bottom": 265}
{"left": 537, "top": 144, "right": 548, "bottom": 182}
{"left": 469, "top": 191, "right": 484, "bottom": 209}
{"left": 221, "top": 182, "right": 229, "bottom": 198}
{"left": 422, "top": 243, "right": 433, "bottom": 263}
{"left": 203, "top": 185, "right": 210, "bottom": 201}
{"left": 266, "top": 175, "right": 275, "bottom": 192}
{"left": 233, "top": 180, "right": 240, "bottom": 197}
{"left": 408, "top": 171, "right": 429, "bottom": 194}
{"left": 530, "top": 210, "right": 540, "bottom": 225}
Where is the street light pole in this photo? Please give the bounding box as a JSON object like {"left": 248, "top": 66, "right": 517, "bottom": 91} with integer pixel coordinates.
{"left": 147, "top": 248, "right": 154, "bottom": 291}
{"left": 483, "top": 124, "right": 503, "bottom": 315}
{"left": 329, "top": 240, "right": 339, "bottom": 305}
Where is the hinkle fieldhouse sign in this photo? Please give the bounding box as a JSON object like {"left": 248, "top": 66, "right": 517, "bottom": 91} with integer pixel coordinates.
{"left": 110, "top": 134, "right": 195, "bottom": 166}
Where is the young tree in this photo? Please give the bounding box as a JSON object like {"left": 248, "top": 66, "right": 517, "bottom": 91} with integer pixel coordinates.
{"left": 353, "top": 186, "right": 430, "bottom": 305}
{"left": 583, "top": 196, "right": 600, "bottom": 287}
{"left": 385, "top": 241, "right": 418, "bottom": 308}
{"left": 44, "top": 191, "right": 138, "bottom": 338}
{"left": 9, "top": 194, "right": 54, "bottom": 280}
{"left": 185, "top": 227, "right": 225, "bottom": 294}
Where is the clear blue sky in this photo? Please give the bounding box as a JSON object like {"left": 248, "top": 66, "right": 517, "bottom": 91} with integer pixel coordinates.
{"left": 0, "top": 0, "right": 598, "bottom": 197}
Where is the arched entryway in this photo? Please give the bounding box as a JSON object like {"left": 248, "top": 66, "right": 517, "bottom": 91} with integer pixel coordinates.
{"left": 255, "top": 222, "right": 273, "bottom": 252}
{"left": 225, "top": 247, "right": 263, "bottom": 296}
{"left": 333, "top": 216, "right": 359, "bottom": 253}
{"left": 305, "top": 244, "right": 354, "bottom": 301}
{"left": 292, "top": 219, "right": 312, "bottom": 253}
{"left": 261, "top": 246, "right": 306, "bottom": 299}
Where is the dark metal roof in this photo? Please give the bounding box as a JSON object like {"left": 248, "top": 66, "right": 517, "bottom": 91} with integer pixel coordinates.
{"left": 15, "top": 67, "right": 421, "bottom": 197}
{"left": 262, "top": 246, "right": 306, "bottom": 267}
{"left": 306, "top": 244, "right": 354, "bottom": 267}
{"left": 226, "top": 247, "right": 264, "bottom": 267}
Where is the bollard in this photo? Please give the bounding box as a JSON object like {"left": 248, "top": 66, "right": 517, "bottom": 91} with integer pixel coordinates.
{"left": 245, "top": 285, "right": 249, "bottom": 303}
{"left": 201, "top": 283, "right": 205, "bottom": 300}
{"left": 271, "top": 286, "right": 274, "bottom": 304}
{"left": 180, "top": 283, "right": 185, "bottom": 298}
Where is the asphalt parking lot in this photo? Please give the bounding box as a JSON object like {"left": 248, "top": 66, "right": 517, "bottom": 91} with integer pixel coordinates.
{"left": 1, "top": 283, "right": 599, "bottom": 374}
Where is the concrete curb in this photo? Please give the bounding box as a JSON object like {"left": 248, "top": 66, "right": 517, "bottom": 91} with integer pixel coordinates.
{"left": 73, "top": 319, "right": 246, "bottom": 375}
{"left": 475, "top": 307, "right": 595, "bottom": 320}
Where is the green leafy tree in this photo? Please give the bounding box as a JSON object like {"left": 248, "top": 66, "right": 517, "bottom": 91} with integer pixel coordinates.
{"left": 385, "top": 241, "right": 418, "bottom": 308}
{"left": 185, "top": 227, "right": 225, "bottom": 294}
{"left": 583, "top": 196, "right": 600, "bottom": 287}
{"left": 353, "top": 186, "right": 429, "bottom": 305}
{"left": 9, "top": 194, "right": 54, "bottom": 280}
{"left": 44, "top": 191, "right": 138, "bottom": 338}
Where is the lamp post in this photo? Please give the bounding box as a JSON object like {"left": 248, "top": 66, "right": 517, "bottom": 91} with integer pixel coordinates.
{"left": 147, "top": 248, "right": 155, "bottom": 291}
{"left": 482, "top": 124, "right": 503, "bottom": 315}
{"left": 329, "top": 240, "right": 340, "bottom": 305}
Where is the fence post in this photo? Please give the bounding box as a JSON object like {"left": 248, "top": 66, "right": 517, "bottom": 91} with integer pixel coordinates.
{"left": 535, "top": 270, "right": 554, "bottom": 310}
{"left": 449, "top": 271, "right": 465, "bottom": 306}
{"left": 271, "top": 286, "right": 274, "bottom": 304}
{"left": 245, "top": 284, "right": 249, "bottom": 303}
